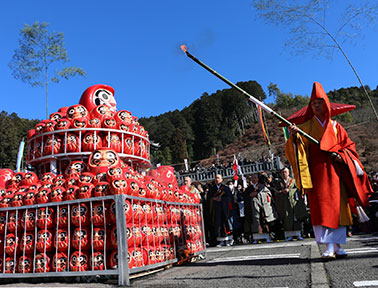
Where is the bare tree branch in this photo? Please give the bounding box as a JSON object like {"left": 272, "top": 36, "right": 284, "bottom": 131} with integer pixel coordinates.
{"left": 253, "top": 0, "right": 378, "bottom": 121}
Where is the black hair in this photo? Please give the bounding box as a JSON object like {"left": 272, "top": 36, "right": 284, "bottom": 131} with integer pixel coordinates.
{"left": 258, "top": 173, "right": 269, "bottom": 185}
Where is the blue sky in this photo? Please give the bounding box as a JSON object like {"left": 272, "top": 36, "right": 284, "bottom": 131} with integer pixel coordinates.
{"left": 1, "top": 0, "right": 377, "bottom": 121}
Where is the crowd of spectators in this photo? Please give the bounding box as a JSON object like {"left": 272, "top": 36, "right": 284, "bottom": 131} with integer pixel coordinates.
{"left": 186, "top": 169, "right": 378, "bottom": 247}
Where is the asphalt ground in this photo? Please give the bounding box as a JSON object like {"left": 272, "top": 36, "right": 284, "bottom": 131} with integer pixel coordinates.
{"left": 0, "top": 234, "right": 377, "bottom": 287}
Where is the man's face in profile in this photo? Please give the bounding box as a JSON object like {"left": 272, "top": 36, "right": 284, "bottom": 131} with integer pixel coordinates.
{"left": 215, "top": 175, "right": 222, "bottom": 185}
{"left": 184, "top": 177, "right": 191, "bottom": 187}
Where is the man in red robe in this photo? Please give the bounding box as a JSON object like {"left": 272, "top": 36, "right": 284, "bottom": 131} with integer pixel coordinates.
{"left": 286, "top": 82, "right": 372, "bottom": 259}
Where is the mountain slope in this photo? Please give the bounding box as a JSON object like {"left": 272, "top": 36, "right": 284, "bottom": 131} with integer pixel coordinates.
{"left": 200, "top": 110, "right": 378, "bottom": 172}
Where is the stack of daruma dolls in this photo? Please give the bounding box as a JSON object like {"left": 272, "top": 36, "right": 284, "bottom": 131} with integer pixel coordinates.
{"left": 0, "top": 84, "right": 203, "bottom": 273}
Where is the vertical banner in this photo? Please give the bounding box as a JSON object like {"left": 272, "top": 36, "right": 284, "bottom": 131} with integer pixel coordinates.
{"left": 232, "top": 155, "right": 239, "bottom": 182}
{"left": 257, "top": 106, "right": 271, "bottom": 146}
{"left": 282, "top": 126, "right": 290, "bottom": 142}
{"left": 184, "top": 158, "right": 189, "bottom": 171}
{"left": 16, "top": 139, "right": 25, "bottom": 172}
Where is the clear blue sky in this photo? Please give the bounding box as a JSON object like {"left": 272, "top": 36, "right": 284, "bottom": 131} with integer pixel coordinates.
{"left": 1, "top": 0, "right": 377, "bottom": 121}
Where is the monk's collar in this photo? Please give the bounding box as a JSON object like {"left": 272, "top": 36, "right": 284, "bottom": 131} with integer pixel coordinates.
{"left": 314, "top": 115, "right": 326, "bottom": 127}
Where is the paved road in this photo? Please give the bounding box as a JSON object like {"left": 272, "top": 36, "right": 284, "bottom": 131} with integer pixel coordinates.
{"left": 1, "top": 234, "right": 377, "bottom": 287}
{"left": 131, "top": 234, "right": 378, "bottom": 288}
{"left": 323, "top": 236, "right": 378, "bottom": 288}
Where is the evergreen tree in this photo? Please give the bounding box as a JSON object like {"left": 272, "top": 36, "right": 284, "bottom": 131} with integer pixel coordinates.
{"left": 0, "top": 111, "right": 39, "bottom": 170}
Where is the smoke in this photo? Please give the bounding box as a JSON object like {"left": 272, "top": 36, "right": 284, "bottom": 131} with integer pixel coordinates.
{"left": 176, "top": 27, "right": 216, "bottom": 55}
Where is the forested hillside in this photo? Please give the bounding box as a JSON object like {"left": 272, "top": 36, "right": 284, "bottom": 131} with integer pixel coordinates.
{"left": 0, "top": 112, "right": 39, "bottom": 170}
{"left": 139, "top": 81, "right": 266, "bottom": 165}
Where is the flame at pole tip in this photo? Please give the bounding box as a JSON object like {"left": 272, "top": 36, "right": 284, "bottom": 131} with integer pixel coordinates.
{"left": 180, "top": 45, "right": 188, "bottom": 53}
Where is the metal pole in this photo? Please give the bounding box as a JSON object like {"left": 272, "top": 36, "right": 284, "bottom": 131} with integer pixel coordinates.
{"left": 115, "top": 194, "right": 129, "bottom": 286}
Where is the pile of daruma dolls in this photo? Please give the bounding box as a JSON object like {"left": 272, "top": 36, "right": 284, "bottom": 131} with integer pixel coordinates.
{"left": 0, "top": 84, "right": 203, "bottom": 274}
{"left": 27, "top": 84, "right": 150, "bottom": 161}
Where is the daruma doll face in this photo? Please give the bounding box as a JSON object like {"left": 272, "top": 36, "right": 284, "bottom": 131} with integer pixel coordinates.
{"left": 88, "top": 148, "right": 120, "bottom": 174}
{"left": 79, "top": 84, "right": 117, "bottom": 114}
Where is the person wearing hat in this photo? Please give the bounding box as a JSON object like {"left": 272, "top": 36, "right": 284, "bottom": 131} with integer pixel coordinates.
{"left": 286, "top": 82, "right": 373, "bottom": 259}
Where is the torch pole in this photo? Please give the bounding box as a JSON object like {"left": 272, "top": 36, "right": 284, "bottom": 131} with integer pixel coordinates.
{"left": 181, "top": 46, "right": 319, "bottom": 145}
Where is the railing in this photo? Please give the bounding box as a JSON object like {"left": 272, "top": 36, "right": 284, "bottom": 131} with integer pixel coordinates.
{"left": 176, "top": 156, "right": 284, "bottom": 184}
{"left": 27, "top": 128, "right": 151, "bottom": 166}
{"left": 0, "top": 195, "right": 206, "bottom": 286}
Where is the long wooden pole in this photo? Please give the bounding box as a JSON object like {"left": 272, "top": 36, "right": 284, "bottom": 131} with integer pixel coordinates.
{"left": 180, "top": 45, "right": 319, "bottom": 145}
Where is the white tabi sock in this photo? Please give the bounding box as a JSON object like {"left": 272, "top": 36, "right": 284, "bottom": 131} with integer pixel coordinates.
{"left": 327, "top": 243, "right": 335, "bottom": 253}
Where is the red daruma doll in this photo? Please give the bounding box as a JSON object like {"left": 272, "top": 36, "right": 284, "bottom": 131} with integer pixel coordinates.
{"left": 49, "top": 111, "right": 64, "bottom": 122}
{"left": 72, "top": 227, "right": 90, "bottom": 250}
{"left": 115, "top": 109, "right": 132, "bottom": 124}
{"left": 93, "top": 182, "right": 109, "bottom": 197}
{"left": 64, "top": 186, "right": 78, "bottom": 201}
{"left": 40, "top": 172, "right": 56, "bottom": 185}
{"left": 109, "top": 250, "right": 118, "bottom": 269}
{"left": 20, "top": 232, "right": 35, "bottom": 254}
{"left": 22, "top": 172, "right": 38, "bottom": 186}
{"left": 78, "top": 172, "right": 95, "bottom": 185}
{"left": 109, "top": 178, "right": 128, "bottom": 195}
{"left": 36, "top": 207, "right": 55, "bottom": 229}
{"left": 55, "top": 118, "right": 71, "bottom": 133}
{"left": 64, "top": 133, "right": 79, "bottom": 152}
{"left": 88, "top": 118, "right": 101, "bottom": 129}
{"left": 108, "top": 200, "right": 132, "bottom": 224}
{"left": 77, "top": 183, "right": 94, "bottom": 199}
{"left": 4, "top": 257, "right": 16, "bottom": 273}
{"left": 66, "top": 104, "right": 88, "bottom": 121}
{"left": 43, "top": 135, "right": 61, "bottom": 155}
{"left": 54, "top": 229, "right": 69, "bottom": 252}
{"left": 90, "top": 104, "right": 113, "bottom": 121}
{"left": 5, "top": 233, "right": 18, "bottom": 255}
{"left": 0, "top": 168, "right": 13, "bottom": 188}
{"left": 82, "top": 132, "right": 102, "bottom": 152}
{"left": 17, "top": 255, "right": 33, "bottom": 273}
{"left": 70, "top": 251, "right": 89, "bottom": 271}
{"left": 52, "top": 252, "right": 68, "bottom": 272}
{"left": 92, "top": 228, "right": 106, "bottom": 251}
{"left": 91, "top": 251, "right": 106, "bottom": 270}
{"left": 106, "top": 167, "right": 123, "bottom": 182}
{"left": 71, "top": 203, "right": 90, "bottom": 226}
{"left": 35, "top": 187, "right": 51, "bottom": 204}
{"left": 143, "top": 248, "right": 157, "bottom": 266}
{"left": 65, "top": 161, "right": 86, "bottom": 179}
{"left": 23, "top": 190, "right": 36, "bottom": 206}
{"left": 102, "top": 116, "right": 117, "bottom": 129}
{"left": 88, "top": 148, "right": 121, "bottom": 175}
{"left": 35, "top": 253, "right": 51, "bottom": 273}
{"left": 7, "top": 210, "right": 19, "bottom": 232}
{"left": 50, "top": 186, "right": 65, "bottom": 202}
{"left": 92, "top": 202, "right": 106, "bottom": 226}
{"left": 103, "top": 133, "right": 122, "bottom": 153}
{"left": 0, "top": 212, "right": 7, "bottom": 233}
{"left": 36, "top": 229, "right": 54, "bottom": 252}
{"left": 79, "top": 84, "right": 117, "bottom": 114}
{"left": 57, "top": 205, "right": 69, "bottom": 227}
{"left": 110, "top": 226, "right": 118, "bottom": 249}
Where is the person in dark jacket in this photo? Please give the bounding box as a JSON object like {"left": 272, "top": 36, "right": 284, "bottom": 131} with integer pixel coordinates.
{"left": 208, "top": 174, "right": 233, "bottom": 247}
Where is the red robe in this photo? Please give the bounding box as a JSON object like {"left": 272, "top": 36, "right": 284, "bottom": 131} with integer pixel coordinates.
{"left": 285, "top": 82, "right": 372, "bottom": 229}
